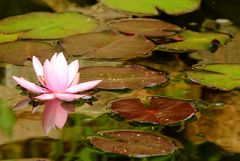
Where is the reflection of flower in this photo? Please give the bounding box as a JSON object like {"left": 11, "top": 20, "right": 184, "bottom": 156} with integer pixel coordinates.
{"left": 13, "top": 52, "right": 102, "bottom": 133}
{"left": 43, "top": 99, "right": 68, "bottom": 133}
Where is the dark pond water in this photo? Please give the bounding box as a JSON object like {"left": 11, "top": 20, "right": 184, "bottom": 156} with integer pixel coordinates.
{"left": 0, "top": 1, "right": 240, "bottom": 161}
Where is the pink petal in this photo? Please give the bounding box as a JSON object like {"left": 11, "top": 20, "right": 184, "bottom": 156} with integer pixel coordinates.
{"left": 55, "top": 93, "right": 87, "bottom": 101}
{"left": 52, "top": 52, "right": 69, "bottom": 91}
{"left": 50, "top": 53, "right": 57, "bottom": 63}
{"left": 32, "top": 56, "right": 43, "bottom": 77}
{"left": 32, "top": 56, "right": 46, "bottom": 87}
{"left": 43, "top": 100, "right": 57, "bottom": 134}
{"left": 12, "top": 76, "right": 48, "bottom": 93}
{"left": 43, "top": 99, "right": 68, "bottom": 133}
{"left": 71, "top": 72, "right": 80, "bottom": 86}
{"left": 55, "top": 103, "right": 68, "bottom": 129}
{"left": 35, "top": 93, "right": 55, "bottom": 100}
{"left": 65, "top": 80, "right": 102, "bottom": 93}
{"left": 38, "top": 76, "right": 46, "bottom": 87}
{"left": 43, "top": 60, "right": 58, "bottom": 91}
{"left": 13, "top": 98, "right": 30, "bottom": 110}
{"left": 67, "top": 60, "right": 79, "bottom": 87}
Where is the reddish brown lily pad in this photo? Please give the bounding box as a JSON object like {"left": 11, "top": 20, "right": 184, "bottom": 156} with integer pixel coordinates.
{"left": 111, "top": 97, "right": 197, "bottom": 125}
{"left": 0, "top": 41, "right": 61, "bottom": 65}
{"left": 79, "top": 65, "right": 167, "bottom": 90}
{"left": 108, "top": 18, "right": 181, "bottom": 37}
{"left": 90, "top": 130, "right": 176, "bottom": 157}
{"left": 62, "top": 31, "right": 155, "bottom": 59}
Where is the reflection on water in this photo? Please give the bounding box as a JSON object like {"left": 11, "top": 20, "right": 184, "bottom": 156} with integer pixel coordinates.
{"left": 0, "top": 56, "right": 239, "bottom": 161}
{"left": 186, "top": 91, "right": 240, "bottom": 153}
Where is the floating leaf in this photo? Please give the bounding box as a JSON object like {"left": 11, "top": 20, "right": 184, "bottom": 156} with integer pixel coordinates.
{"left": 0, "top": 41, "right": 61, "bottom": 65}
{"left": 111, "top": 96, "right": 196, "bottom": 125}
{"left": 108, "top": 18, "right": 181, "bottom": 37}
{"left": 190, "top": 32, "right": 240, "bottom": 64}
{"left": 0, "top": 33, "right": 20, "bottom": 43}
{"left": 90, "top": 130, "right": 176, "bottom": 157}
{"left": 157, "top": 30, "right": 230, "bottom": 52}
{"left": 79, "top": 65, "right": 167, "bottom": 89}
{"left": 187, "top": 64, "right": 240, "bottom": 91}
{"left": 101, "top": 0, "right": 201, "bottom": 15}
{"left": 0, "top": 98, "right": 15, "bottom": 135}
{"left": 78, "top": 59, "right": 123, "bottom": 68}
{"left": 0, "top": 12, "right": 99, "bottom": 40}
{"left": 62, "top": 31, "right": 155, "bottom": 59}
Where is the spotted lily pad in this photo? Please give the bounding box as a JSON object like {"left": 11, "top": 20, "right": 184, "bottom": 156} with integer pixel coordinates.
{"left": 187, "top": 64, "right": 240, "bottom": 91}
{"left": 108, "top": 18, "right": 181, "bottom": 37}
{"left": 0, "top": 41, "right": 61, "bottom": 65}
{"left": 111, "top": 96, "right": 196, "bottom": 125}
{"left": 0, "top": 12, "right": 99, "bottom": 41}
{"left": 90, "top": 130, "right": 176, "bottom": 157}
{"left": 101, "top": 0, "right": 201, "bottom": 15}
{"left": 62, "top": 31, "right": 155, "bottom": 59}
{"left": 79, "top": 65, "right": 167, "bottom": 90}
{"left": 157, "top": 30, "right": 230, "bottom": 52}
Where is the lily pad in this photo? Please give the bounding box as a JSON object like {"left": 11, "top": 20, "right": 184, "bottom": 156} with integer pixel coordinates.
{"left": 111, "top": 96, "right": 196, "bottom": 125}
{"left": 187, "top": 64, "right": 240, "bottom": 91}
{"left": 101, "top": 0, "right": 201, "bottom": 15}
{"left": 79, "top": 65, "right": 167, "bottom": 90}
{"left": 0, "top": 33, "right": 20, "bottom": 43}
{"left": 157, "top": 30, "right": 230, "bottom": 52}
{"left": 190, "top": 32, "right": 240, "bottom": 64}
{"left": 108, "top": 18, "right": 181, "bottom": 37}
{"left": 62, "top": 31, "right": 155, "bottom": 59}
{"left": 90, "top": 130, "right": 176, "bottom": 157}
{"left": 0, "top": 12, "right": 99, "bottom": 40}
{"left": 0, "top": 41, "right": 61, "bottom": 65}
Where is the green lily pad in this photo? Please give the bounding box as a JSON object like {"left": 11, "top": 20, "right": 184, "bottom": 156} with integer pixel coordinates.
{"left": 79, "top": 65, "right": 167, "bottom": 90}
{"left": 187, "top": 64, "right": 240, "bottom": 91}
{"left": 62, "top": 31, "right": 155, "bottom": 59}
{"left": 108, "top": 18, "right": 181, "bottom": 37}
{"left": 0, "top": 33, "right": 20, "bottom": 43}
{"left": 90, "top": 130, "right": 176, "bottom": 157}
{"left": 101, "top": 0, "right": 201, "bottom": 15}
{"left": 157, "top": 30, "right": 230, "bottom": 53}
{"left": 0, "top": 98, "right": 15, "bottom": 135}
{"left": 0, "top": 12, "right": 99, "bottom": 40}
{"left": 190, "top": 32, "right": 240, "bottom": 64}
{"left": 0, "top": 41, "right": 61, "bottom": 65}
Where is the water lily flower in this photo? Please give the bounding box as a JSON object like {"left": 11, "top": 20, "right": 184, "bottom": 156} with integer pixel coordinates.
{"left": 12, "top": 52, "right": 102, "bottom": 133}
{"left": 13, "top": 52, "right": 102, "bottom": 101}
